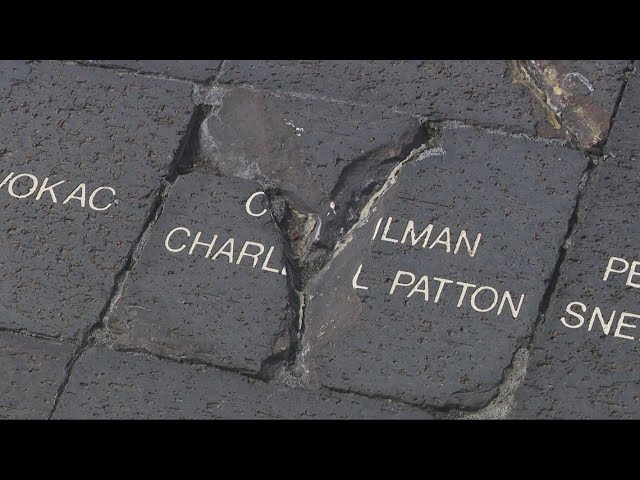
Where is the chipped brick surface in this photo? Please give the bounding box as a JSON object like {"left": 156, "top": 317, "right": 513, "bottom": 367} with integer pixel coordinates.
{"left": 516, "top": 60, "right": 629, "bottom": 149}
{"left": 299, "top": 126, "right": 588, "bottom": 409}
{"left": 200, "top": 86, "right": 427, "bottom": 212}
{"left": 218, "top": 61, "right": 539, "bottom": 134}
{"left": 198, "top": 85, "right": 430, "bottom": 275}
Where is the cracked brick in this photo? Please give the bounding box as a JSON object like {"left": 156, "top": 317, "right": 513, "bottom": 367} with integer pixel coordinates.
{"left": 200, "top": 85, "right": 427, "bottom": 213}
{"left": 298, "top": 125, "right": 588, "bottom": 409}
{"left": 198, "top": 85, "right": 429, "bottom": 283}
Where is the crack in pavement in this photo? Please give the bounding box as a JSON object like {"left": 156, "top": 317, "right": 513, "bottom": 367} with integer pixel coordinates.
{"left": 0, "top": 326, "right": 74, "bottom": 345}
{"left": 441, "top": 155, "right": 598, "bottom": 419}
{"left": 46, "top": 103, "right": 209, "bottom": 419}
{"left": 49, "top": 60, "right": 200, "bottom": 86}
{"left": 111, "top": 345, "right": 273, "bottom": 381}
{"left": 188, "top": 84, "right": 437, "bottom": 384}
{"left": 213, "top": 60, "right": 228, "bottom": 84}
{"left": 603, "top": 61, "right": 636, "bottom": 144}
{"left": 454, "top": 65, "right": 636, "bottom": 420}
{"left": 278, "top": 136, "right": 442, "bottom": 389}
{"left": 209, "top": 80, "right": 594, "bottom": 154}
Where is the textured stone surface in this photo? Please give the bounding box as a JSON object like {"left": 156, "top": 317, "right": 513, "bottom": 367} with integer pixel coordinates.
{"left": 0, "top": 332, "right": 74, "bottom": 419}
{"left": 53, "top": 347, "right": 431, "bottom": 419}
{"left": 109, "top": 174, "right": 294, "bottom": 376}
{"left": 517, "top": 60, "right": 629, "bottom": 149}
{"left": 512, "top": 71, "right": 640, "bottom": 419}
{"left": 81, "top": 60, "right": 223, "bottom": 82}
{"left": 217, "top": 60, "right": 539, "bottom": 134}
{"left": 0, "top": 60, "right": 194, "bottom": 338}
{"left": 2, "top": 59, "right": 639, "bottom": 420}
{"left": 299, "top": 125, "right": 589, "bottom": 409}
{"left": 605, "top": 63, "right": 640, "bottom": 157}
{"left": 200, "top": 85, "right": 427, "bottom": 213}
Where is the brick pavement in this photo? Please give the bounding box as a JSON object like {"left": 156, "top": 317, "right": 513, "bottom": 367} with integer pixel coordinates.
{"left": 0, "top": 60, "right": 635, "bottom": 419}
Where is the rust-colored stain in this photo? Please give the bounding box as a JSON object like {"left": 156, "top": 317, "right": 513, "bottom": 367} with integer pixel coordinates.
{"left": 513, "top": 60, "right": 613, "bottom": 150}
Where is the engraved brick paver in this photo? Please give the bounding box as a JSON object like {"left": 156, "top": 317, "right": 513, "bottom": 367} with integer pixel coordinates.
{"left": 54, "top": 347, "right": 430, "bottom": 419}
{"left": 300, "top": 125, "right": 588, "bottom": 409}
{"left": 0, "top": 60, "right": 636, "bottom": 419}
{"left": 511, "top": 69, "right": 640, "bottom": 419}
{"left": 0, "top": 60, "right": 193, "bottom": 339}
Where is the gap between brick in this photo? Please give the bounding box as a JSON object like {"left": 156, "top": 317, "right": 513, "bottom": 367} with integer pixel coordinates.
{"left": 446, "top": 63, "right": 636, "bottom": 419}
{"left": 46, "top": 104, "right": 209, "bottom": 419}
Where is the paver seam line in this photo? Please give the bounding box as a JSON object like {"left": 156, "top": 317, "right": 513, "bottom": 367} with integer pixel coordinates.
{"left": 45, "top": 103, "right": 209, "bottom": 419}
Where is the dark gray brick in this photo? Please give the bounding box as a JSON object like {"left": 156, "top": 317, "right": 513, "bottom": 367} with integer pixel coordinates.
{"left": 512, "top": 71, "right": 640, "bottom": 419}
{"left": 53, "top": 347, "right": 431, "bottom": 419}
{"left": 300, "top": 125, "right": 589, "bottom": 409}
{"left": 0, "top": 61, "right": 193, "bottom": 338}
{"left": 0, "top": 332, "right": 74, "bottom": 419}
{"left": 109, "top": 173, "right": 294, "bottom": 375}
{"left": 218, "top": 60, "right": 539, "bottom": 134}
{"left": 81, "top": 60, "right": 223, "bottom": 82}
